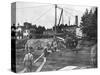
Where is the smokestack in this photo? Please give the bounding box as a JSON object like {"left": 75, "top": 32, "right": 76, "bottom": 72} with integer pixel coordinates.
{"left": 75, "top": 15, "right": 78, "bottom": 26}
{"left": 68, "top": 17, "right": 70, "bottom": 26}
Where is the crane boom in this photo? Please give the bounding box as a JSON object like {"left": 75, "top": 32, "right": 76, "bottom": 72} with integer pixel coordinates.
{"left": 58, "top": 8, "right": 63, "bottom": 26}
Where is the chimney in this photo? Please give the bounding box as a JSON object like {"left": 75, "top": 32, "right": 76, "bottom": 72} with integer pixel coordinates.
{"left": 68, "top": 17, "right": 70, "bottom": 26}
{"left": 75, "top": 15, "right": 78, "bottom": 26}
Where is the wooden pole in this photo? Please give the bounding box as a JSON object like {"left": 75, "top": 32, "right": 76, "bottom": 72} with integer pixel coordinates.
{"left": 34, "top": 53, "right": 44, "bottom": 63}
{"left": 62, "top": 9, "right": 64, "bottom": 24}
{"left": 55, "top": 4, "right": 57, "bottom": 35}
{"left": 36, "top": 57, "right": 46, "bottom": 72}
{"left": 58, "top": 8, "right": 63, "bottom": 26}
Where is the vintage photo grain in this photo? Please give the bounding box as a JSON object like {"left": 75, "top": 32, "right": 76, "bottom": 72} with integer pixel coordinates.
{"left": 11, "top": 2, "right": 97, "bottom": 73}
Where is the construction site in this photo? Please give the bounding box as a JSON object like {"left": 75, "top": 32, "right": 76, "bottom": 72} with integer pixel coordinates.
{"left": 11, "top": 2, "right": 97, "bottom": 73}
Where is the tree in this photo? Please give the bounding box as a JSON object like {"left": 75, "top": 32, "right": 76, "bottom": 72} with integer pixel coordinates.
{"left": 36, "top": 26, "right": 46, "bottom": 34}
{"left": 24, "top": 22, "right": 32, "bottom": 29}
{"left": 80, "top": 8, "right": 97, "bottom": 41}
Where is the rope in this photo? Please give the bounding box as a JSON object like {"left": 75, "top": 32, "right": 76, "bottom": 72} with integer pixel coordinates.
{"left": 16, "top": 4, "right": 52, "bottom": 9}
{"left": 33, "top": 6, "right": 53, "bottom": 23}
{"left": 63, "top": 9, "right": 75, "bottom": 17}
{"left": 57, "top": 5, "right": 82, "bottom": 14}
{"left": 54, "top": 5, "right": 74, "bottom": 17}
{"left": 63, "top": 7, "right": 82, "bottom": 14}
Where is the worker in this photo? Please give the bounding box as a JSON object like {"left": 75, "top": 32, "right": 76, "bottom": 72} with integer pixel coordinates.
{"left": 23, "top": 47, "right": 33, "bottom": 72}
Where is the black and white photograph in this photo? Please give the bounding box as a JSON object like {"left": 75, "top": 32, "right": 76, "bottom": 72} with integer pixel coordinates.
{"left": 11, "top": 2, "right": 97, "bottom": 73}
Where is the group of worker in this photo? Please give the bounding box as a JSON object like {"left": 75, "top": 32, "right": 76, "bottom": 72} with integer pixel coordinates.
{"left": 22, "top": 38, "right": 58, "bottom": 72}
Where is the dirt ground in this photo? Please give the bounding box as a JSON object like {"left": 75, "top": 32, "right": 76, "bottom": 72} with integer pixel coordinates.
{"left": 16, "top": 38, "right": 96, "bottom": 72}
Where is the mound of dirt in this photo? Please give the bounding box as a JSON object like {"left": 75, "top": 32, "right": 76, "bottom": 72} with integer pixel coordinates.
{"left": 25, "top": 39, "right": 53, "bottom": 50}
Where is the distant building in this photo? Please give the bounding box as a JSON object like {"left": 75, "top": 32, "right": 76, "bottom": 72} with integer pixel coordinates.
{"left": 16, "top": 23, "right": 36, "bottom": 39}
{"left": 62, "top": 25, "right": 83, "bottom": 39}
{"left": 16, "top": 24, "right": 23, "bottom": 39}
{"left": 23, "top": 29, "right": 29, "bottom": 38}
{"left": 16, "top": 31, "right": 23, "bottom": 39}
{"left": 76, "top": 27, "right": 83, "bottom": 38}
{"left": 16, "top": 26, "right": 22, "bottom": 32}
{"left": 22, "top": 23, "right": 36, "bottom": 39}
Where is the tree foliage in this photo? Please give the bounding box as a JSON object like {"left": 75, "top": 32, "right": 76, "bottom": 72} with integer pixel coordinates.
{"left": 23, "top": 22, "right": 46, "bottom": 34}
{"left": 80, "top": 7, "right": 97, "bottom": 41}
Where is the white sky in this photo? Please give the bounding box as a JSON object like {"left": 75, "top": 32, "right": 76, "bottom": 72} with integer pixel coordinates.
{"left": 16, "top": 2, "right": 94, "bottom": 29}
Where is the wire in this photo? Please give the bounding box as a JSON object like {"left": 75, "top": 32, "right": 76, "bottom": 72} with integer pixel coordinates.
{"left": 57, "top": 4, "right": 82, "bottom": 13}
{"left": 55, "top": 5, "right": 75, "bottom": 17}
{"left": 16, "top": 4, "right": 52, "bottom": 9}
{"left": 63, "top": 9, "right": 75, "bottom": 17}
{"left": 57, "top": 5, "right": 81, "bottom": 17}
{"left": 33, "top": 6, "right": 53, "bottom": 23}
{"left": 62, "top": 7, "right": 82, "bottom": 14}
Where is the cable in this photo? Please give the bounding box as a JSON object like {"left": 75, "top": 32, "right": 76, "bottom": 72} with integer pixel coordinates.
{"left": 16, "top": 4, "right": 52, "bottom": 9}
{"left": 57, "top": 4, "right": 82, "bottom": 13}
{"left": 62, "top": 7, "right": 82, "bottom": 14}
{"left": 55, "top": 6, "right": 75, "bottom": 17}
{"left": 57, "top": 5, "right": 81, "bottom": 17}
{"left": 33, "top": 6, "right": 53, "bottom": 23}
{"left": 63, "top": 9, "right": 75, "bottom": 17}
